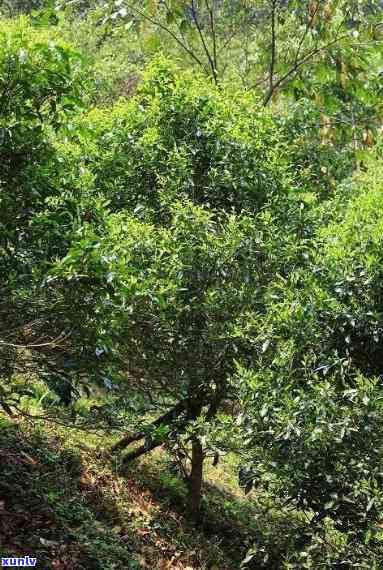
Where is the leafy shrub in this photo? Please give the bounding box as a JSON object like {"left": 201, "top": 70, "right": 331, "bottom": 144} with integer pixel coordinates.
{"left": 0, "top": 17, "right": 84, "bottom": 410}
{"left": 237, "top": 160, "right": 383, "bottom": 565}
{"left": 66, "top": 57, "right": 292, "bottom": 219}
{"left": 0, "top": 17, "right": 83, "bottom": 252}
{"left": 53, "top": 200, "right": 276, "bottom": 398}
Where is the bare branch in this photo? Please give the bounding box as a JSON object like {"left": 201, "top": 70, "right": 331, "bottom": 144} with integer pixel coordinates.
{"left": 269, "top": 0, "right": 278, "bottom": 94}
{"left": 124, "top": 1, "right": 209, "bottom": 76}
{"left": 121, "top": 437, "right": 162, "bottom": 463}
{"left": 293, "top": 0, "right": 320, "bottom": 68}
{"left": 190, "top": 0, "right": 218, "bottom": 84}
{"left": 111, "top": 398, "right": 187, "bottom": 452}
{"left": 205, "top": 0, "right": 218, "bottom": 75}
{"left": 0, "top": 330, "right": 72, "bottom": 349}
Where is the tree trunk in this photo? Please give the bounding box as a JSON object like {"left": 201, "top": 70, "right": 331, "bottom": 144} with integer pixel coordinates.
{"left": 187, "top": 437, "right": 204, "bottom": 522}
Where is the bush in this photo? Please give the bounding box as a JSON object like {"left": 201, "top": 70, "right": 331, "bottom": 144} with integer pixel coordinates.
{"left": 0, "top": 17, "right": 84, "bottom": 409}
{"left": 65, "top": 57, "right": 292, "bottom": 219}
{"left": 237, "top": 160, "right": 383, "bottom": 565}
{"left": 0, "top": 17, "right": 83, "bottom": 252}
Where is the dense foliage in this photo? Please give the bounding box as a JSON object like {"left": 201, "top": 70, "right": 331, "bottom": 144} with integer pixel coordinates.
{"left": 1, "top": 3, "right": 383, "bottom": 568}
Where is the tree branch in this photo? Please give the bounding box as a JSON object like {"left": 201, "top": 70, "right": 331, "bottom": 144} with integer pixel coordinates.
{"left": 263, "top": 32, "right": 350, "bottom": 106}
{"left": 269, "top": 0, "right": 278, "bottom": 95}
{"left": 190, "top": 0, "right": 218, "bottom": 84}
{"left": 111, "top": 398, "right": 187, "bottom": 452}
{"left": 121, "top": 437, "right": 163, "bottom": 463}
{"left": 0, "top": 330, "right": 72, "bottom": 349}
{"left": 205, "top": 0, "right": 217, "bottom": 76}
{"left": 293, "top": 1, "right": 320, "bottom": 68}
{"left": 124, "top": 1, "right": 209, "bottom": 76}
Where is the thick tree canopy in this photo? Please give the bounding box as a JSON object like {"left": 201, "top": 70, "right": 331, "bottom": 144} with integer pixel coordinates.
{"left": 1, "top": 3, "right": 383, "bottom": 567}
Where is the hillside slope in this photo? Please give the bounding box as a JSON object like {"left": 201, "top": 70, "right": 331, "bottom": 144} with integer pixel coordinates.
{"left": 0, "top": 414, "right": 285, "bottom": 569}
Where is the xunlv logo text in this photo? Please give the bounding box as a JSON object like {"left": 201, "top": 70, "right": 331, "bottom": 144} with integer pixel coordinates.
{"left": 1, "top": 558, "right": 37, "bottom": 567}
